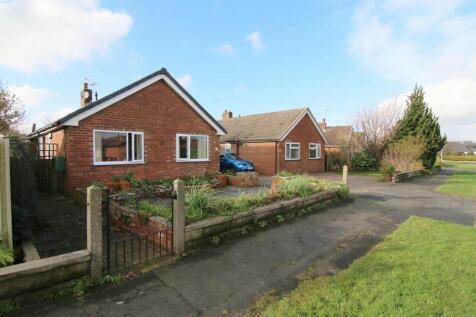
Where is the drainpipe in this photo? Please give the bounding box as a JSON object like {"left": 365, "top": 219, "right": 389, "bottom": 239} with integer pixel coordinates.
{"left": 275, "top": 141, "right": 279, "bottom": 174}
{"left": 236, "top": 138, "right": 240, "bottom": 155}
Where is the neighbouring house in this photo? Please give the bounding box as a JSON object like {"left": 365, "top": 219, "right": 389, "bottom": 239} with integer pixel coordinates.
{"left": 219, "top": 108, "right": 328, "bottom": 175}
{"left": 29, "top": 68, "right": 226, "bottom": 194}
{"left": 443, "top": 141, "right": 476, "bottom": 156}
{"left": 318, "top": 119, "right": 355, "bottom": 154}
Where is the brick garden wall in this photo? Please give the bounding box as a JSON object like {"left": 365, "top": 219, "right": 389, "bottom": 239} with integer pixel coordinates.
{"left": 60, "top": 80, "right": 220, "bottom": 194}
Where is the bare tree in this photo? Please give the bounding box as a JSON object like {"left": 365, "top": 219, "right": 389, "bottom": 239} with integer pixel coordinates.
{"left": 0, "top": 81, "right": 25, "bottom": 134}
{"left": 353, "top": 101, "right": 401, "bottom": 160}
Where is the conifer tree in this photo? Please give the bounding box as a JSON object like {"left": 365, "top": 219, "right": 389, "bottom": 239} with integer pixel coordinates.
{"left": 390, "top": 85, "right": 446, "bottom": 169}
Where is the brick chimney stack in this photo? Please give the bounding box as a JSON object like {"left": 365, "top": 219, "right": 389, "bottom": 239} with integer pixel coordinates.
{"left": 320, "top": 118, "right": 327, "bottom": 132}
{"left": 222, "top": 110, "right": 233, "bottom": 120}
{"left": 80, "top": 82, "right": 93, "bottom": 107}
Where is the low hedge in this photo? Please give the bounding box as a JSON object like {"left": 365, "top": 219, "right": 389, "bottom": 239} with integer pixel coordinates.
{"left": 443, "top": 155, "right": 476, "bottom": 162}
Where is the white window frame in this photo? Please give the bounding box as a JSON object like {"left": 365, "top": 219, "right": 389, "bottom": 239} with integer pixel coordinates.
{"left": 93, "top": 129, "right": 145, "bottom": 166}
{"left": 224, "top": 143, "right": 232, "bottom": 154}
{"left": 309, "top": 143, "right": 322, "bottom": 160}
{"left": 285, "top": 142, "right": 301, "bottom": 160}
{"left": 176, "top": 134, "right": 209, "bottom": 162}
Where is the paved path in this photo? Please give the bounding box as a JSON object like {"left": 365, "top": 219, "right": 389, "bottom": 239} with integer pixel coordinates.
{"left": 16, "top": 170, "right": 476, "bottom": 317}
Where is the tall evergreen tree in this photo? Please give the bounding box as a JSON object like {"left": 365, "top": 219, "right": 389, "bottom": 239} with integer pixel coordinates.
{"left": 390, "top": 85, "right": 446, "bottom": 169}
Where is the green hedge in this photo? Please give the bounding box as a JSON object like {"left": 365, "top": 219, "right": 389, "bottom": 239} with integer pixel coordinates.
{"left": 443, "top": 155, "right": 476, "bottom": 162}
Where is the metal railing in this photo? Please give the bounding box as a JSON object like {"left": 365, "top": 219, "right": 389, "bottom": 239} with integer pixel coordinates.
{"left": 106, "top": 229, "right": 172, "bottom": 273}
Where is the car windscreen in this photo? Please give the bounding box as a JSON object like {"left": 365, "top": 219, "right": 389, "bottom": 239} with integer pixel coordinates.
{"left": 228, "top": 154, "right": 240, "bottom": 160}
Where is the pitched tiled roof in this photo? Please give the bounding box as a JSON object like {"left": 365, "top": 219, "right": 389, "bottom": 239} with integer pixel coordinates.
{"left": 219, "top": 108, "right": 310, "bottom": 142}
{"left": 30, "top": 68, "right": 226, "bottom": 136}
{"left": 324, "top": 125, "right": 353, "bottom": 147}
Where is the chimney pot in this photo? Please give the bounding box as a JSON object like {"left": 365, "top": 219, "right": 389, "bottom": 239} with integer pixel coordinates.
{"left": 80, "top": 81, "right": 93, "bottom": 107}
{"left": 223, "top": 110, "right": 233, "bottom": 120}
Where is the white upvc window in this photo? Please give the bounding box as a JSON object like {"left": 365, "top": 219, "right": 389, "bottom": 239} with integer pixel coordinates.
{"left": 176, "top": 134, "right": 209, "bottom": 162}
{"left": 93, "top": 130, "right": 144, "bottom": 165}
{"left": 285, "top": 142, "right": 300, "bottom": 160}
{"left": 309, "top": 143, "right": 322, "bottom": 159}
{"left": 224, "top": 143, "right": 232, "bottom": 154}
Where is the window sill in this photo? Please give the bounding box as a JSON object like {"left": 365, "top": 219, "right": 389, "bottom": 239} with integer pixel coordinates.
{"left": 176, "top": 159, "right": 210, "bottom": 163}
{"left": 94, "top": 161, "right": 145, "bottom": 166}
{"left": 309, "top": 157, "right": 322, "bottom": 160}
{"left": 285, "top": 158, "right": 301, "bottom": 161}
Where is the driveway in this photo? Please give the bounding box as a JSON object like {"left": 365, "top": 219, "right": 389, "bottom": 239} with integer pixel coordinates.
{"left": 16, "top": 170, "right": 476, "bottom": 317}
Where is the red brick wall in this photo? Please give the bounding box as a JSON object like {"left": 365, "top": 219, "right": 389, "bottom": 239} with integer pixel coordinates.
{"left": 51, "top": 129, "right": 66, "bottom": 156}
{"left": 278, "top": 114, "right": 325, "bottom": 174}
{"left": 60, "top": 79, "right": 220, "bottom": 193}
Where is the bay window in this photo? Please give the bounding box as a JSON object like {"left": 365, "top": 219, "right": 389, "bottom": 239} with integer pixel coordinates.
{"left": 94, "top": 130, "right": 144, "bottom": 165}
{"left": 176, "top": 134, "right": 209, "bottom": 161}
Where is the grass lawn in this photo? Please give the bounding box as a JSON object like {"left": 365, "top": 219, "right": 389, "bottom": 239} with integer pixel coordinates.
{"left": 249, "top": 216, "right": 476, "bottom": 317}
{"left": 436, "top": 161, "right": 476, "bottom": 199}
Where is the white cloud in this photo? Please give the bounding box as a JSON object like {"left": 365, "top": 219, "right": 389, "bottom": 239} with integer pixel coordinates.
{"left": 177, "top": 74, "right": 192, "bottom": 88}
{"left": 213, "top": 44, "right": 235, "bottom": 56}
{"left": 0, "top": 0, "right": 133, "bottom": 73}
{"left": 246, "top": 31, "right": 265, "bottom": 52}
{"left": 10, "top": 84, "right": 55, "bottom": 108}
{"left": 349, "top": 0, "right": 476, "bottom": 140}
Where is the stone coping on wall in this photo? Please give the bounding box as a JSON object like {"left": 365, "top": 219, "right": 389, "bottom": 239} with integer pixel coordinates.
{"left": 392, "top": 169, "right": 425, "bottom": 183}
{"left": 185, "top": 189, "right": 339, "bottom": 249}
{"left": 0, "top": 250, "right": 90, "bottom": 299}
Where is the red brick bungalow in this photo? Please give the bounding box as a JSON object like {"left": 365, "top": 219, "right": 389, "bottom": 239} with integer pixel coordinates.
{"left": 29, "top": 68, "right": 226, "bottom": 194}
{"left": 219, "top": 108, "right": 328, "bottom": 175}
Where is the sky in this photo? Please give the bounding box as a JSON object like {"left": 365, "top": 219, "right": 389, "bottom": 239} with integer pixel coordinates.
{"left": 0, "top": 0, "right": 475, "bottom": 141}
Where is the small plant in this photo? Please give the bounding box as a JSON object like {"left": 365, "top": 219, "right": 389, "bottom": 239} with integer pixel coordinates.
{"left": 380, "top": 164, "right": 396, "bottom": 182}
{"left": 0, "top": 248, "right": 14, "bottom": 267}
{"left": 258, "top": 220, "right": 268, "bottom": 228}
{"left": 138, "top": 200, "right": 172, "bottom": 220}
{"left": 71, "top": 277, "right": 94, "bottom": 299}
{"left": 222, "top": 169, "right": 236, "bottom": 176}
{"left": 97, "top": 274, "right": 123, "bottom": 285}
{"left": 210, "top": 236, "right": 220, "bottom": 245}
{"left": 337, "top": 185, "right": 350, "bottom": 200}
{"left": 241, "top": 225, "right": 252, "bottom": 235}
{"left": 185, "top": 185, "right": 215, "bottom": 221}
{"left": 0, "top": 300, "right": 17, "bottom": 315}
{"left": 276, "top": 215, "right": 285, "bottom": 223}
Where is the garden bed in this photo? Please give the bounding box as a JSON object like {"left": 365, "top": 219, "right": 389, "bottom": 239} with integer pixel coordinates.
{"left": 184, "top": 189, "right": 340, "bottom": 250}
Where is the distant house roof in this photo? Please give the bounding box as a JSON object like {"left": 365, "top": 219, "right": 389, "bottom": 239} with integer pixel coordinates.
{"left": 324, "top": 125, "right": 353, "bottom": 147}
{"left": 444, "top": 141, "right": 476, "bottom": 154}
{"left": 29, "top": 68, "right": 226, "bottom": 137}
{"left": 219, "top": 107, "right": 328, "bottom": 143}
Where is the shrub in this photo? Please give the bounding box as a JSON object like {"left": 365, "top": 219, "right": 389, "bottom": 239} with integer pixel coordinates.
{"left": 351, "top": 151, "right": 378, "bottom": 171}
{"left": 337, "top": 185, "right": 350, "bottom": 200}
{"left": 0, "top": 248, "right": 14, "bottom": 267}
{"left": 383, "top": 136, "right": 424, "bottom": 172}
{"left": 275, "top": 176, "right": 324, "bottom": 199}
{"left": 380, "top": 164, "right": 396, "bottom": 176}
{"left": 185, "top": 185, "right": 215, "bottom": 220}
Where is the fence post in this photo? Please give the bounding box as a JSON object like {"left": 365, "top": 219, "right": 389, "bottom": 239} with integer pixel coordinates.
{"left": 343, "top": 165, "right": 349, "bottom": 185}
{"left": 173, "top": 179, "right": 185, "bottom": 255}
{"left": 87, "top": 185, "right": 103, "bottom": 278}
{"left": 0, "top": 136, "right": 13, "bottom": 249}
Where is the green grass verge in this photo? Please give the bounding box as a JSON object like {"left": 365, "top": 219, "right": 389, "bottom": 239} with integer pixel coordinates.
{"left": 250, "top": 217, "right": 476, "bottom": 317}
{"left": 436, "top": 161, "right": 476, "bottom": 199}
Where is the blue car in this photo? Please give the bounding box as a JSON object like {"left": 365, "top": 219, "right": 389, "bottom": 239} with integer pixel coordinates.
{"left": 220, "top": 153, "right": 255, "bottom": 172}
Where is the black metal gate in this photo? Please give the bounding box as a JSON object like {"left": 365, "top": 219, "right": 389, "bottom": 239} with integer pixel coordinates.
{"left": 103, "top": 188, "right": 174, "bottom": 274}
